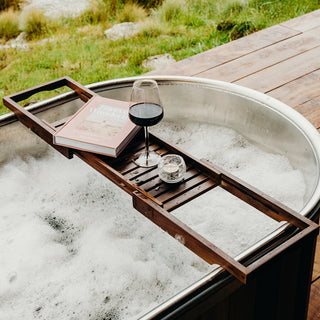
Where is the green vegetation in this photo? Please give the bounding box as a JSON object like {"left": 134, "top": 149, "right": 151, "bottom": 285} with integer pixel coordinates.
{"left": 1, "top": 0, "right": 320, "bottom": 115}
{"left": 0, "top": 9, "right": 20, "bottom": 40}
{"left": 21, "top": 9, "right": 49, "bottom": 40}
{"left": 116, "top": 2, "right": 148, "bottom": 22}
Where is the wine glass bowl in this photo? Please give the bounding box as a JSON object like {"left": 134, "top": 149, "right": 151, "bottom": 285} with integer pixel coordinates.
{"left": 129, "top": 79, "right": 164, "bottom": 167}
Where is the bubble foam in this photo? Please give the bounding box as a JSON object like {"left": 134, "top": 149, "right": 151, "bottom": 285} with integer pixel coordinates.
{"left": 0, "top": 120, "right": 305, "bottom": 319}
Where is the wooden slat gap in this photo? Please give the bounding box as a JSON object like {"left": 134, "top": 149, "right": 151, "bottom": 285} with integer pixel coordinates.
{"left": 121, "top": 144, "right": 166, "bottom": 177}
{"left": 118, "top": 162, "right": 139, "bottom": 175}
{"left": 51, "top": 116, "right": 71, "bottom": 128}
{"left": 119, "top": 144, "right": 167, "bottom": 177}
{"left": 312, "top": 275, "right": 320, "bottom": 284}
{"left": 129, "top": 166, "right": 158, "bottom": 182}
{"left": 295, "top": 96, "right": 320, "bottom": 111}
{"left": 147, "top": 170, "right": 203, "bottom": 198}
{"left": 232, "top": 44, "right": 320, "bottom": 87}
{"left": 232, "top": 51, "right": 320, "bottom": 84}
{"left": 143, "top": 168, "right": 201, "bottom": 193}
{"left": 157, "top": 176, "right": 210, "bottom": 204}
{"left": 265, "top": 64, "right": 320, "bottom": 94}
{"left": 124, "top": 165, "right": 155, "bottom": 180}
{"left": 117, "top": 158, "right": 141, "bottom": 173}
{"left": 114, "top": 145, "right": 162, "bottom": 174}
{"left": 143, "top": 179, "right": 163, "bottom": 192}
{"left": 277, "top": 23, "right": 304, "bottom": 33}
{"left": 192, "top": 30, "right": 303, "bottom": 78}
{"left": 134, "top": 172, "right": 159, "bottom": 187}
{"left": 165, "top": 179, "right": 218, "bottom": 212}
{"left": 132, "top": 184, "right": 164, "bottom": 207}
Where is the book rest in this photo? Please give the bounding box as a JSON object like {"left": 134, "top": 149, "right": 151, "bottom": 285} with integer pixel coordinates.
{"left": 3, "top": 76, "right": 319, "bottom": 284}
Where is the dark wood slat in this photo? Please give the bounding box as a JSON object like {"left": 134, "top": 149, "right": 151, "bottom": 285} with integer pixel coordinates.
{"left": 113, "top": 142, "right": 163, "bottom": 174}
{"left": 116, "top": 160, "right": 139, "bottom": 175}
{"left": 129, "top": 166, "right": 159, "bottom": 186}
{"left": 127, "top": 166, "right": 159, "bottom": 182}
{"left": 136, "top": 167, "right": 199, "bottom": 190}
{"left": 275, "top": 246, "right": 300, "bottom": 320}
{"left": 155, "top": 175, "right": 209, "bottom": 202}
{"left": 130, "top": 159, "right": 193, "bottom": 188}
{"left": 164, "top": 179, "right": 218, "bottom": 212}
{"left": 117, "top": 146, "right": 170, "bottom": 177}
{"left": 122, "top": 152, "right": 161, "bottom": 179}
{"left": 146, "top": 171, "right": 204, "bottom": 198}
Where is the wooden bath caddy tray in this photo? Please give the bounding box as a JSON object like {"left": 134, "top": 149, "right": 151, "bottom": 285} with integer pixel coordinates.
{"left": 3, "top": 76, "right": 319, "bottom": 284}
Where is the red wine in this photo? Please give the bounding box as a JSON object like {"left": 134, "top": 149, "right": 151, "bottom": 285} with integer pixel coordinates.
{"left": 129, "top": 103, "right": 163, "bottom": 127}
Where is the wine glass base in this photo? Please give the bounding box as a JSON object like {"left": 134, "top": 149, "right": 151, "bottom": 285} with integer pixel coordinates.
{"left": 134, "top": 151, "right": 161, "bottom": 168}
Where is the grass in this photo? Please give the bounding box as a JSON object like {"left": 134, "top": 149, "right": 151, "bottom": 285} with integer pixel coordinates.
{"left": 20, "top": 8, "right": 49, "bottom": 40}
{"left": 116, "top": 2, "right": 148, "bottom": 22}
{"left": 1, "top": 0, "right": 320, "bottom": 115}
{"left": 0, "top": 9, "right": 20, "bottom": 40}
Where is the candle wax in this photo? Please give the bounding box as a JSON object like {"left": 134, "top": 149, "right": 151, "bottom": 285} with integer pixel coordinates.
{"left": 164, "top": 163, "right": 179, "bottom": 175}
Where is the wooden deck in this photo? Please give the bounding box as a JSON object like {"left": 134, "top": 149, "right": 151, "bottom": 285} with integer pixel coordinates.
{"left": 147, "top": 9, "right": 320, "bottom": 319}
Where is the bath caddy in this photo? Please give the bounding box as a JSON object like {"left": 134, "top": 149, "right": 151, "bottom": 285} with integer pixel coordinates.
{"left": 4, "top": 76, "right": 318, "bottom": 284}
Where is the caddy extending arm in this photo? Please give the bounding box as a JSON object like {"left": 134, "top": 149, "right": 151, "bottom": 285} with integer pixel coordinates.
{"left": 3, "top": 76, "right": 96, "bottom": 159}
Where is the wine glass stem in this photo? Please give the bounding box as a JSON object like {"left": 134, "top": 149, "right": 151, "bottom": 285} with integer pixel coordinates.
{"left": 144, "top": 126, "right": 149, "bottom": 164}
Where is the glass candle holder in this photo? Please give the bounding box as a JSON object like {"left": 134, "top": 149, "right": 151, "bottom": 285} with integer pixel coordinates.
{"left": 158, "top": 154, "right": 186, "bottom": 183}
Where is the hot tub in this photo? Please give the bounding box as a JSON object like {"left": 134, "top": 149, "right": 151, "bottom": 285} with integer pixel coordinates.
{"left": 1, "top": 76, "right": 319, "bottom": 320}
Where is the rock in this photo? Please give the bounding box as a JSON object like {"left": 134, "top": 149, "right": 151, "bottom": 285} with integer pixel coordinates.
{"left": 104, "top": 22, "right": 139, "bottom": 41}
{"left": 142, "top": 53, "right": 176, "bottom": 70}
{"left": 0, "top": 32, "right": 29, "bottom": 50}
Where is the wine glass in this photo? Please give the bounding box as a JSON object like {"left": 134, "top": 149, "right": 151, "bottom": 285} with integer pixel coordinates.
{"left": 129, "top": 79, "right": 164, "bottom": 167}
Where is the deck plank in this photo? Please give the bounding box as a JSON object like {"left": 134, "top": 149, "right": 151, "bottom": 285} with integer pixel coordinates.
{"left": 234, "top": 45, "right": 320, "bottom": 93}
{"left": 312, "top": 233, "right": 320, "bottom": 282}
{"left": 197, "top": 27, "right": 320, "bottom": 82}
{"left": 295, "top": 98, "right": 320, "bottom": 130}
{"left": 147, "top": 24, "right": 300, "bottom": 77}
{"left": 268, "top": 70, "right": 320, "bottom": 108}
{"left": 307, "top": 277, "right": 320, "bottom": 319}
{"left": 280, "top": 9, "right": 320, "bottom": 32}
